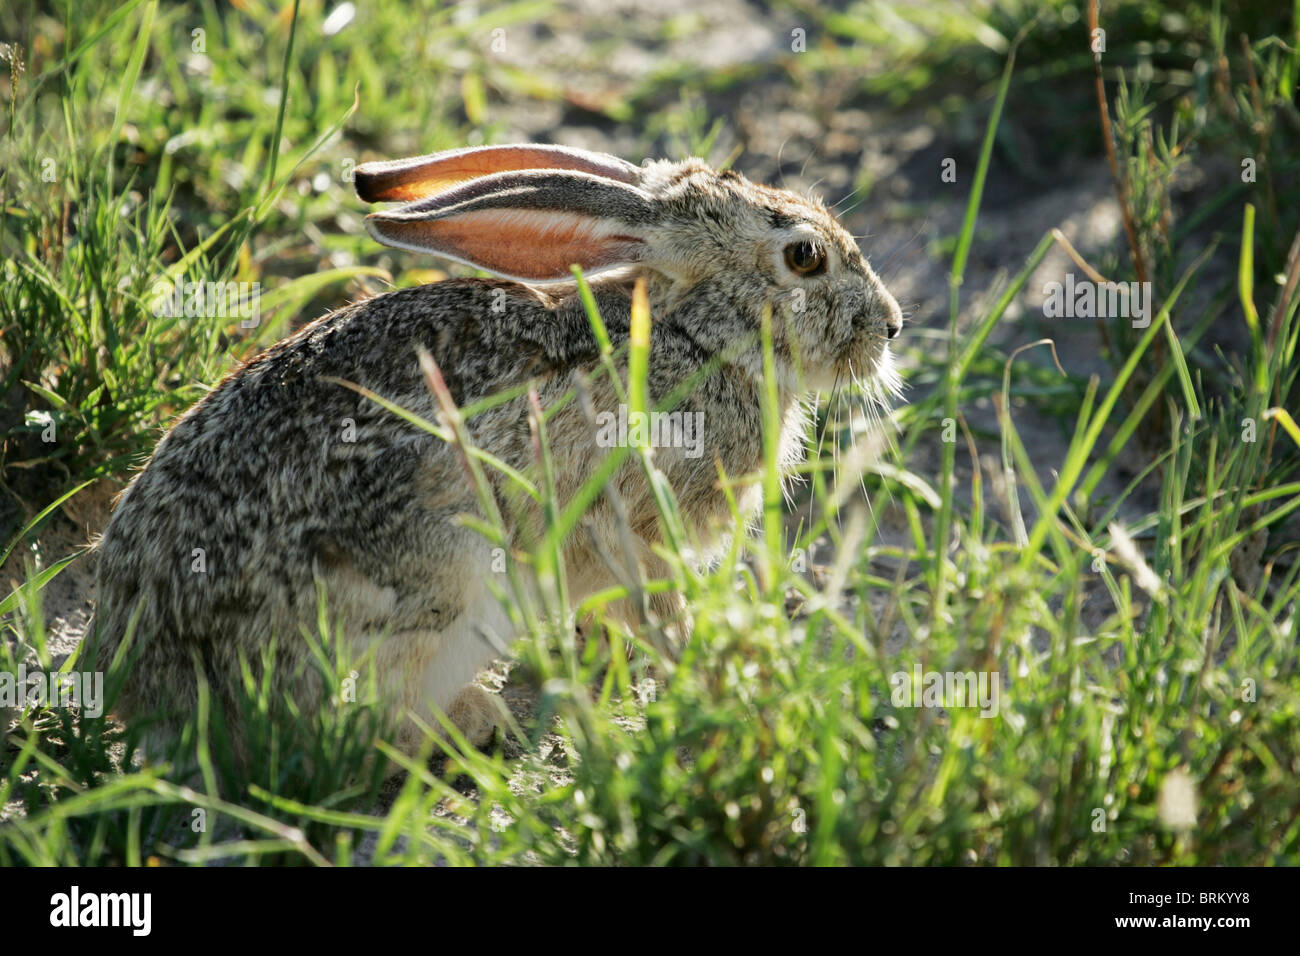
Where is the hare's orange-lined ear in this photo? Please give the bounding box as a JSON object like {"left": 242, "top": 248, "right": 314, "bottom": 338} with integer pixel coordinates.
{"left": 363, "top": 169, "right": 656, "bottom": 283}
{"left": 353, "top": 144, "right": 641, "bottom": 204}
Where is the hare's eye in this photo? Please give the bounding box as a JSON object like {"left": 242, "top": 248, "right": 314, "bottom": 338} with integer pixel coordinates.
{"left": 783, "top": 240, "right": 826, "bottom": 276}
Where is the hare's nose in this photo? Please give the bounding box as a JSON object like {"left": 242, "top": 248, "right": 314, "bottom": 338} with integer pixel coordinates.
{"left": 882, "top": 297, "right": 904, "bottom": 339}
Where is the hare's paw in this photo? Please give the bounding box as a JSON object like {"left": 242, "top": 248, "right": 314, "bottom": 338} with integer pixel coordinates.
{"left": 446, "top": 684, "right": 505, "bottom": 750}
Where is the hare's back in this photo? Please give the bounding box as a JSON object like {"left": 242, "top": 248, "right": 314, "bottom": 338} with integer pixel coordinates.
{"left": 95, "top": 285, "right": 518, "bottom": 642}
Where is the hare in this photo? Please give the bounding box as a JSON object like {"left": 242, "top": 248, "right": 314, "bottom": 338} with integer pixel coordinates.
{"left": 91, "top": 143, "right": 903, "bottom": 762}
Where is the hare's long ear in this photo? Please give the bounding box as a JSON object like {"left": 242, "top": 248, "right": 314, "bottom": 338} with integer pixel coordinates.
{"left": 362, "top": 169, "right": 657, "bottom": 283}
{"left": 353, "top": 144, "right": 640, "bottom": 203}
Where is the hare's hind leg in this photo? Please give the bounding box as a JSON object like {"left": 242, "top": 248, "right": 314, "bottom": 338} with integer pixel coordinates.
{"left": 421, "top": 578, "right": 514, "bottom": 748}
{"left": 444, "top": 685, "right": 505, "bottom": 750}
{"left": 313, "top": 523, "right": 510, "bottom": 753}
{"left": 380, "top": 579, "right": 512, "bottom": 755}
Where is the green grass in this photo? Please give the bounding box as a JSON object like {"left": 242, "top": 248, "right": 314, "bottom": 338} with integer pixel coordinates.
{"left": 2, "top": 0, "right": 1299, "bottom": 865}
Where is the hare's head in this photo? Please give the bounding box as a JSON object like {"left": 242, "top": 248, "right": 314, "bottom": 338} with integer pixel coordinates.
{"left": 355, "top": 144, "right": 903, "bottom": 395}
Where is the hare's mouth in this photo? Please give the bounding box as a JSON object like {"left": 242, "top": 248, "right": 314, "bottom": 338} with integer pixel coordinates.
{"left": 796, "top": 293, "right": 901, "bottom": 393}
{"left": 831, "top": 333, "right": 898, "bottom": 394}
{"left": 833, "top": 293, "right": 903, "bottom": 382}
{"left": 842, "top": 343, "right": 903, "bottom": 407}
